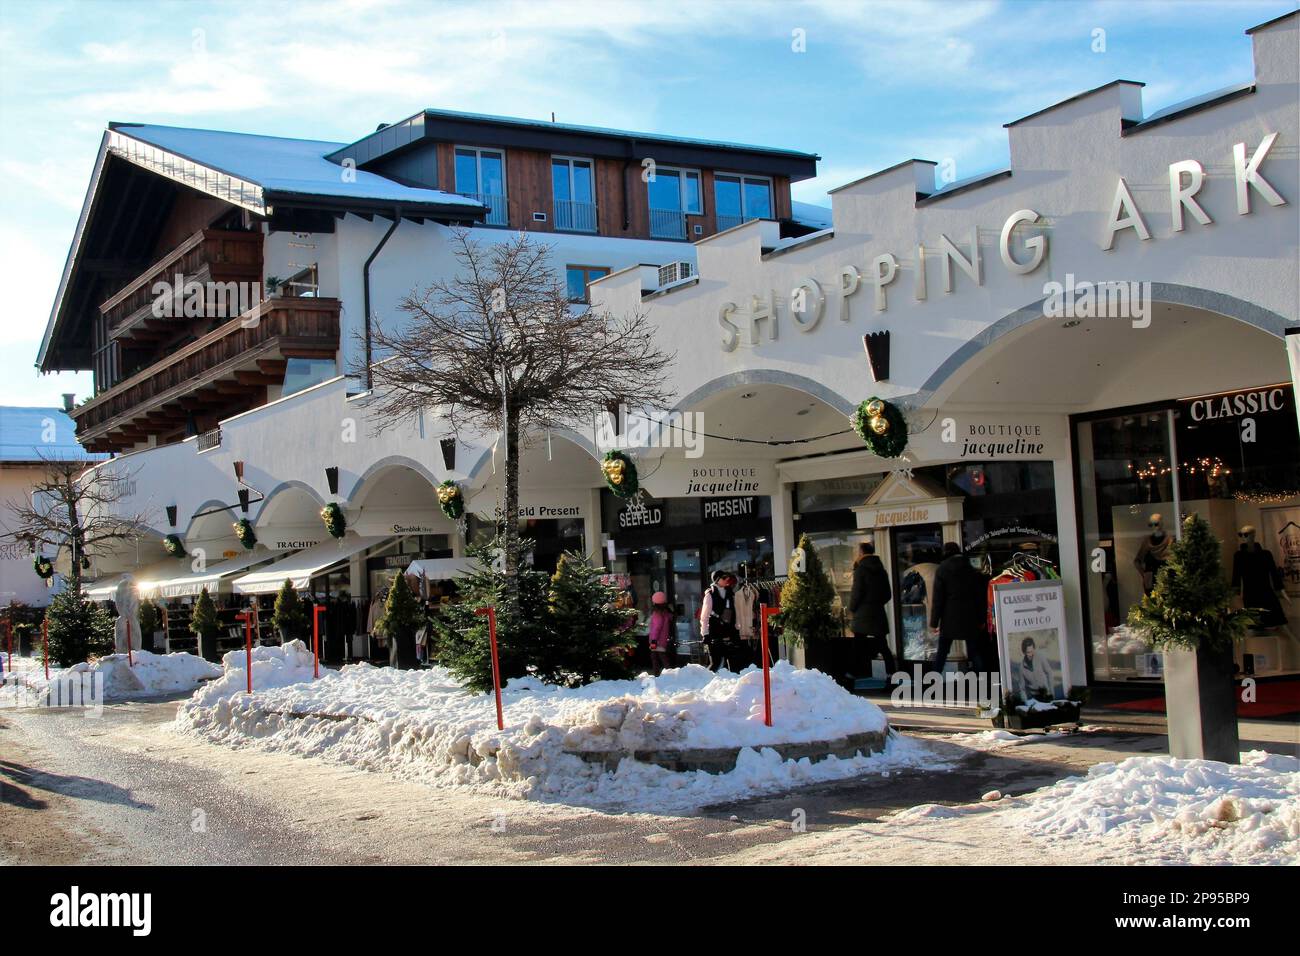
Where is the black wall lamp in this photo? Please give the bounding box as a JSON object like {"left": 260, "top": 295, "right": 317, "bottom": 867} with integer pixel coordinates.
{"left": 439, "top": 439, "right": 456, "bottom": 472}
{"left": 325, "top": 466, "right": 340, "bottom": 496}
{"left": 864, "top": 331, "right": 891, "bottom": 383}
{"left": 238, "top": 489, "right": 251, "bottom": 514}
{"left": 166, "top": 505, "right": 178, "bottom": 528}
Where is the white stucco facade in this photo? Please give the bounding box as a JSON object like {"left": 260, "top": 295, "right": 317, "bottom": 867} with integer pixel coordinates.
{"left": 77, "top": 14, "right": 1299, "bottom": 686}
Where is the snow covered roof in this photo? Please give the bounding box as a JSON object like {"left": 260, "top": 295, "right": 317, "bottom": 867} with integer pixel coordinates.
{"left": 790, "top": 201, "right": 832, "bottom": 230}
{"left": 0, "top": 406, "right": 106, "bottom": 464}
{"left": 108, "top": 123, "right": 486, "bottom": 213}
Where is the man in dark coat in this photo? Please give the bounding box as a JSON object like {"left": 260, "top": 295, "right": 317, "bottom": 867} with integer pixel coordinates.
{"left": 848, "top": 541, "right": 896, "bottom": 679}
{"left": 929, "top": 541, "right": 990, "bottom": 673}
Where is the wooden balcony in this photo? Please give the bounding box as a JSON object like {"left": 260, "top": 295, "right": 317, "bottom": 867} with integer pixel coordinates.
{"left": 100, "top": 227, "right": 263, "bottom": 347}
{"left": 72, "top": 297, "right": 340, "bottom": 453}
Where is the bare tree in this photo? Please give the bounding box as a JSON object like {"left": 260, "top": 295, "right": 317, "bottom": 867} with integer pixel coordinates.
{"left": 1, "top": 456, "right": 153, "bottom": 599}
{"left": 359, "top": 230, "right": 675, "bottom": 591}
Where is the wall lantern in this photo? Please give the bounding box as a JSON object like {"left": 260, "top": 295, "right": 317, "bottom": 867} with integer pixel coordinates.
{"left": 439, "top": 439, "right": 456, "bottom": 473}
{"left": 325, "top": 466, "right": 340, "bottom": 496}
{"left": 166, "top": 505, "right": 178, "bottom": 528}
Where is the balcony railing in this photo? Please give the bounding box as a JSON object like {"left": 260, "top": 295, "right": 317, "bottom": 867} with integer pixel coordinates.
{"left": 716, "top": 213, "right": 753, "bottom": 232}
{"left": 649, "top": 208, "right": 686, "bottom": 240}
{"left": 72, "top": 297, "right": 340, "bottom": 451}
{"left": 554, "top": 200, "right": 597, "bottom": 233}
{"left": 99, "top": 227, "right": 263, "bottom": 346}
{"left": 462, "top": 192, "right": 508, "bottom": 226}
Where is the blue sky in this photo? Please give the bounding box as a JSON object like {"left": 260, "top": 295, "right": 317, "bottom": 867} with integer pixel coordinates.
{"left": 0, "top": 0, "right": 1294, "bottom": 407}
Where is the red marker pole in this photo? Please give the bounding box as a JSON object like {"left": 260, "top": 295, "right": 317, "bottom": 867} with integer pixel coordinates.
{"left": 237, "top": 611, "right": 253, "bottom": 694}
{"left": 312, "top": 604, "right": 326, "bottom": 679}
{"left": 126, "top": 617, "right": 134, "bottom": 667}
{"left": 759, "top": 605, "right": 780, "bottom": 727}
{"left": 474, "top": 606, "right": 503, "bottom": 730}
{"left": 42, "top": 617, "right": 49, "bottom": 680}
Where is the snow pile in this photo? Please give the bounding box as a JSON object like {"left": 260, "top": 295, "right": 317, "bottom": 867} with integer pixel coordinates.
{"left": 175, "top": 658, "right": 914, "bottom": 810}
{"left": 1008, "top": 750, "right": 1300, "bottom": 865}
{"left": 188, "top": 640, "right": 319, "bottom": 705}
{"left": 32, "top": 650, "right": 222, "bottom": 704}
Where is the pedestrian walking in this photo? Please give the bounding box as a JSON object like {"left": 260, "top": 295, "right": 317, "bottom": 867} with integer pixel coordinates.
{"left": 848, "top": 541, "right": 895, "bottom": 681}
{"left": 929, "top": 541, "right": 990, "bottom": 673}
{"left": 648, "top": 591, "right": 673, "bottom": 676}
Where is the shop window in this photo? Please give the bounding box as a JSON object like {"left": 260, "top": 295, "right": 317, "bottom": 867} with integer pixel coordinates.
{"left": 1076, "top": 411, "right": 1176, "bottom": 681}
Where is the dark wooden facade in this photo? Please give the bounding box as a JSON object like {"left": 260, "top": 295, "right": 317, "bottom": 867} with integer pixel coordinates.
{"left": 73, "top": 297, "right": 340, "bottom": 452}
{"left": 431, "top": 142, "right": 792, "bottom": 240}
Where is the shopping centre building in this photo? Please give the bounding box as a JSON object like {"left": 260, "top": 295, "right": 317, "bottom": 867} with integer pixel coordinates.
{"left": 36, "top": 12, "right": 1300, "bottom": 683}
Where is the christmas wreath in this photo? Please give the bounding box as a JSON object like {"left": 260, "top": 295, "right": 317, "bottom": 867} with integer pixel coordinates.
{"left": 33, "top": 555, "right": 54, "bottom": 580}
{"left": 233, "top": 518, "right": 257, "bottom": 550}
{"left": 601, "top": 450, "right": 639, "bottom": 499}
{"left": 321, "top": 502, "right": 347, "bottom": 539}
{"left": 163, "top": 534, "right": 186, "bottom": 558}
{"left": 852, "top": 397, "right": 908, "bottom": 459}
{"left": 436, "top": 480, "right": 465, "bottom": 520}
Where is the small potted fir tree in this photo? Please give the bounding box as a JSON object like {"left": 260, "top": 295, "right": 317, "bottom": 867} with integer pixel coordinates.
{"left": 1128, "top": 514, "right": 1255, "bottom": 763}
{"left": 272, "top": 579, "right": 306, "bottom": 645}
{"left": 190, "top": 587, "right": 221, "bottom": 663}
{"left": 779, "top": 535, "right": 842, "bottom": 678}
{"left": 137, "top": 600, "right": 162, "bottom": 654}
{"left": 376, "top": 574, "right": 422, "bottom": 670}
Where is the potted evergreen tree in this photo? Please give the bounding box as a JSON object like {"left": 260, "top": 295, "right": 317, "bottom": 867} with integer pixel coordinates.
{"left": 190, "top": 587, "right": 221, "bottom": 663}
{"left": 272, "top": 579, "right": 306, "bottom": 644}
{"left": 1128, "top": 514, "right": 1254, "bottom": 763}
{"left": 779, "top": 535, "right": 841, "bottom": 677}
{"left": 376, "top": 573, "right": 422, "bottom": 670}
{"left": 137, "top": 601, "right": 162, "bottom": 654}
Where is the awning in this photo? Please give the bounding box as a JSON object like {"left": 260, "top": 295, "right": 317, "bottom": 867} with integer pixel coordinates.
{"left": 84, "top": 574, "right": 128, "bottom": 601}
{"left": 231, "top": 535, "right": 390, "bottom": 595}
{"left": 136, "top": 550, "right": 280, "bottom": 600}
{"left": 405, "top": 557, "right": 474, "bottom": 580}
{"left": 83, "top": 562, "right": 176, "bottom": 601}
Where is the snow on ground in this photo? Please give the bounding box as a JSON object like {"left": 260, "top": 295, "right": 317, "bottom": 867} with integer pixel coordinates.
{"left": 175, "top": 642, "right": 931, "bottom": 811}
{"left": 737, "top": 749, "right": 1300, "bottom": 866}
{"left": 3, "top": 650, "right": 221, "bottom": 705}
{"left": 1006, "top": 750, "right": 1300, "bottom": 865}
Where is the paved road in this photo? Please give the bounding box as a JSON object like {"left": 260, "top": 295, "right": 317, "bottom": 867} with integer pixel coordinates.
{"left": 0, "top": 694, "right": 1183, "bottom": 865}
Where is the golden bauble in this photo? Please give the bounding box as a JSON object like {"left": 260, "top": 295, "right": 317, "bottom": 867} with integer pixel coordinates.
{"left": 603, "top": 459, "right": 626, "bottom": 484}
{"left": 865, "top": 399, "right": 885, "bottom": 418}
{"left": 869, "top": 415, "right": 890, "bottom": 436}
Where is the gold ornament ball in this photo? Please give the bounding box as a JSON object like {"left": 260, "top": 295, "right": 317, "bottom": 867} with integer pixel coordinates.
{"left": 869, "top": 415, "right": 890, "bottom": 436}
{"left": 865, "top": 399, "right": 885, "bottom": 418}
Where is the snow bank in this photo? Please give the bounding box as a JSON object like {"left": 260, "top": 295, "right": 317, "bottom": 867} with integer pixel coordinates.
{"left": 1009, "top": 750, "right": 1299, "bottom": 865}
{"left": 175, "top": 656, "right": 911, "bottom": 810}
{"left": 29, "top": 650, "right": 222, "bottom": 704}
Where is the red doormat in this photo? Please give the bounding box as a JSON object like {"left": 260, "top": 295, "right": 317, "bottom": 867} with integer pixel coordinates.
{"left": 1104, "top": 679, "right": 1300, "bottom": 719}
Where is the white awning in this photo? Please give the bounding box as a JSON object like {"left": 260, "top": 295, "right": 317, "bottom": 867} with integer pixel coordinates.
{"left": 136, "top": 550, "right": 280, "bottom": 600}
{"left": 83, "top": 562, "right": 176, "bottom": 601}
{"left": 231, "top": 535, "right": 390, "bottom": 595}
{"left": 84, "top": 574, "right": 127, "bottom": 601}
{"left": 405, "top": 557, "right": 474, "bottom": 580}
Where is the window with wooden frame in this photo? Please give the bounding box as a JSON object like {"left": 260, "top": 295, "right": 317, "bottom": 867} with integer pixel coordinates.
{"left": 566, "top": 264, "right": 611, "bottom": 303}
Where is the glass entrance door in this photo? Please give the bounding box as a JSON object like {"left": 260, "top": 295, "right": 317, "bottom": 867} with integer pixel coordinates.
{"left": 890, "top": 524, "right": 945, "bottom": 667}
{"left": 670, "top": 547, "right": 703, "bottom": 659}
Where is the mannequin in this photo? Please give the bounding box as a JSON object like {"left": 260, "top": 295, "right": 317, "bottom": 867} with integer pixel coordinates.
{"left": 1232, "top": 525, "right": 1287, "bottom": 628}
{"left": 1133, "top": 513, "right": 1173, "bottom": 595}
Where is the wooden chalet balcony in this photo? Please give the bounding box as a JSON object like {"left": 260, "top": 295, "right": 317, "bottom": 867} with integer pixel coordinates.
{"left": 100, "top": 227, "right": 263, "bottom": 346}
{"left": 72, "top": 297, "right": 340, "bottom": 453}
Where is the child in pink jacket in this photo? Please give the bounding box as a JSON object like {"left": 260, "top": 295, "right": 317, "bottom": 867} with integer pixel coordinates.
{"left": 648, "top": 592, "right": 673, "bottom": 676}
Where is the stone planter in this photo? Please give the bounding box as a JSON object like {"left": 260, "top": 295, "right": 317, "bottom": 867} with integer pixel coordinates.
{"left": 388, "top": 628, "right": 417, "bottom": 670}
{"left": 1163, "top": 643, "right": 1239, "bottom": 763}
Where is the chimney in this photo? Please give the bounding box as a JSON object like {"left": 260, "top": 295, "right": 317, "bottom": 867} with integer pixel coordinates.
{"left": 62, "top": 393, "right": 75, "bottom": 411}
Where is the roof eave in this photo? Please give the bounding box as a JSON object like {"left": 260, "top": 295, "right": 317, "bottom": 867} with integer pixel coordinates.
{"left": 38, "top": 131, "right": 112, "bottom": 374}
